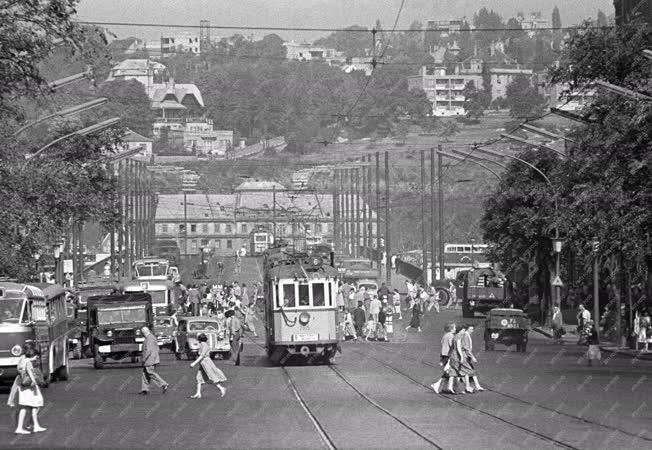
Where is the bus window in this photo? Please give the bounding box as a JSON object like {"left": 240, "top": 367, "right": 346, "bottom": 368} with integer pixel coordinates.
{"left": 312, "top": 283, "right": 325, "bottom": 307}
{"left": 282, "top": 284, "right": 296, "bottom": 308}
{"left": 298, "top": 284, "right": 310, "bottom": 306}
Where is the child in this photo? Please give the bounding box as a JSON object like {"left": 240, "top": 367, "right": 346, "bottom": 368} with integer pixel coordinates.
{"left": 364, "top": 317, "right": 377, "bottom": 341}
{"left": 392, "top": 289, "right": 402, "bottom": 320}
{"left": 586, "top": 322, "right": 603, "bottom": 366}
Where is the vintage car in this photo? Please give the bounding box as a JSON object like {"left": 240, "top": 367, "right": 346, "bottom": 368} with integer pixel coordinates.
{"left": 484, "top": 308, "right": 530, "bottom": 352}
{"left": 153, "top": 315, "right": 175, "bottom": 350}
{"left": 174, "top": 316, "right": 231, "bottom": 360}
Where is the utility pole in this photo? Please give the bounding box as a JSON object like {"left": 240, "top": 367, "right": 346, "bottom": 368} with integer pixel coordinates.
{"left": 420, "top": 149, "right": 428, "bottom": 284}
{"left": 109, "top": 163, "right": 116, "bottom": 278}
{"left": 134, "top": 161, "right": 141, "bottom": 259}
{"left": 366, "top": 155, "right": 373, "bottom": 258}
{"left": 384, "top": 150, "right": 391, "bottom": 285}
{"left": 375, "top": 152, "right": 381, "bottom": 272}
{"left": 361, "top": 158, "right": 368, "bottom": 259}
{"left": 183, "top": 190, "right": 189, "bottom": 258}
{"left": 437, "top": 146, "right": 444, "bottom": 280}
{"left": 430, "top": 147, "right": 437, "bottom": 283}
{"left": 344, "top": 169, "right": 350, "bottom": 255}
{"left": 117, "top": 160, "right": 124, "bottom": 278}
{"left": 354, "top": 167, "right": 360, "bottom": 258}
{"left": 593, "top": 238, "right": 600, "bottom": 341}
{"left": 272, "top": 184, "right": 277, "bottom": 240}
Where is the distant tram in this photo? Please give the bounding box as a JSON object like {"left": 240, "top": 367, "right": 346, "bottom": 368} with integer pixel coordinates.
{"left": 263, "top": 249, "right": 340, "bottom": 365}
{"left": 250, "top": 226, "right": 274, "bottom": 255}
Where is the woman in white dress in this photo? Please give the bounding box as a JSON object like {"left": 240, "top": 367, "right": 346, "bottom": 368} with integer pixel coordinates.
{"left": 7, "top": 342, "right": 46, "bottom": 434}
{"left": 189, "top": 333, "right": 227, "bottom": 398}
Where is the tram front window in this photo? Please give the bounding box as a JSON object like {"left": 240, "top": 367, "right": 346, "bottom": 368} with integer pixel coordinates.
{"left": 312, "top": 283, "right": 325, "bottom": 307}
{"left": 282, "top": 284, "right": 295, "bottom": 308}
{"left": 298, "top": 284, "right": 310, "bottom": 306}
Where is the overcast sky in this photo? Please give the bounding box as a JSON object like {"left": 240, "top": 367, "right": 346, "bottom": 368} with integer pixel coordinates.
{"left": 76, "top": 0, "right": 614, "bottom": 42}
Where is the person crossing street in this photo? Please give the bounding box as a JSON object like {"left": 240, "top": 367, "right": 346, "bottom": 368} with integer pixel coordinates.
{"left": 140, "top": 326, "right": 169, "bottom": 395}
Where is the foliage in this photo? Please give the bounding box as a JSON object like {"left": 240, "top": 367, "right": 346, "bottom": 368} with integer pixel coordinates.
{"left": 505, "top": 74, "right": 547, "bottom": 119}
{"left": 314, "top": 25, "right": 370, "bottom": 58}
{"left": 94, "top": 80, "right": 155, "bottom": 137}
{"left": 462, "top": 81, "right": 487, "bottom": 121}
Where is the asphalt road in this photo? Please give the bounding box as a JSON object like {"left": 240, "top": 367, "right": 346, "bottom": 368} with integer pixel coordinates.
{"left": 2, "top": 308, "right": 651, "bottom": 449}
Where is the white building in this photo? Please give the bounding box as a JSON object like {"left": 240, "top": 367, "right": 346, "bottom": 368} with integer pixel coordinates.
{"left": 105, "top": 59, "right": 168, "bottom": 95}
{"left": 517, "top": 12, "right": 550, "bottom": 36}
{"left": 121, "top": 130, "right": 154, "bottom": 160}
{"left": 283, "top": 41, "right": 345, "bottom": 64}
{"left": 161, "top": 32, "right": 201, "bottom": 55}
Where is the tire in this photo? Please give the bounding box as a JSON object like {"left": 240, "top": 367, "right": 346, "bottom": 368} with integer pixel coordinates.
{"left": 462, "top": 304, "right": 474, "bottom": 318}
{"left": 221, "top": 351, "right": 231, "bottom": 360}
{"left": 485, "top": 341, "right": 494, "bottom": 351}
{"left": 57, "top": 363, "right": 70, "bottom": 381}
{"left": 131, "top": 355, "right": 138, "bottom": 364}
{"left": 436, "top": 288, "right": 450, "bottom": 306}
{"left": 72, "top": 342, "right": 82, "bottom": 360}
{"left": 520, "top": 342, "right": 527, "bottom": 352}
{"left": 93, "top": 345, "right": 104, "bottom": 369}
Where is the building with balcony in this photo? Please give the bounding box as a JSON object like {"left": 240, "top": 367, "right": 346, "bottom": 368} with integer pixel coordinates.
{"left": 516, "top": 12, "right": 550, "bottom": 36}
{"left": 160, "top": 32, "right": 201, "bottom": 55}
{"left": 408, "top": 67, "right": 475, "bottom": 116}
{"left": 283, "top": 41, "right": 346, "bottom": 64}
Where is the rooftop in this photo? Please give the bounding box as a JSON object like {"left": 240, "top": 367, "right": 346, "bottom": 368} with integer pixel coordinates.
{"left": 234, "top": 180, "right": 286, "bottom": 192}
{"left": 155, "top": 194, "right": 235, "bottom": 220}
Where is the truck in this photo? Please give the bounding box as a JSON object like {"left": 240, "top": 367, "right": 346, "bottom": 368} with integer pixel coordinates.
{"left": 460, "top": 267, "right": 508, "bottom": 318}
{"left": 86, "top": 293, "right": 154, "bottom": 369}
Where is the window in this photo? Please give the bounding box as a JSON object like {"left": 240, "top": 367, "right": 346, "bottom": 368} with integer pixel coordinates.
{"left": 179, "top": 224, "right": 186, "bottom": 232}
{"left": 162, "top": 224, "right": 168, "bottom": 233}
{"left": 298, "top": 284, "right": 310, "bottom": 306}
{"left": 190, "top": 224, "right": 197, "bottom": 233}
{"left": 315, "top": 223, "right": 323, "bottom": 233}
{"left": 202, "top": 224, "right": 208, "bottom": 233}
{"left": 225, "top": 224, "right": 232, "bottom": 233}
{"left": 191, "top": 240, "right": 197, "bottom": 250}
{"left": 201, "top": 239, "right": 209, "bottom": 246}
{"left": 240, "top": 224, "right": 247, "bottom": 234}
{"left": 312, "top": 283, "right": 325, "bottom": 306}
{"left": 214, "top": 223, "right": 221, "bottom": 233}
{"left": 215, "top": 240, "right": 221, "bottom": 248}
{"left": 226, "top": 240, "right": 232, "bottom": 249}
{"left": 282, "top": 284, "right": 296, "bottom": 308}
{"left": 305, "top": 224, "right": 311, "bottom": 233}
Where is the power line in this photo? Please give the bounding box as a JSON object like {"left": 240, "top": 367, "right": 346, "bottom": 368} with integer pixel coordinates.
{"left": 76, "top": 20, "right": 614, "bottom": 33}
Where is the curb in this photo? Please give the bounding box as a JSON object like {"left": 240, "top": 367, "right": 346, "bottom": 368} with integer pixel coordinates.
{"left": 599, "top": 346, "right": 652, "bottom": 361}
{"left": 532, "top": 327, "right": 553, "bottom": 338}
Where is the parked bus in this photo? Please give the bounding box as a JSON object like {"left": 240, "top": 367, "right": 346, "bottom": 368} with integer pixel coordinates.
{"left": 0, "top": 282, "right": 71, "bottom": 385}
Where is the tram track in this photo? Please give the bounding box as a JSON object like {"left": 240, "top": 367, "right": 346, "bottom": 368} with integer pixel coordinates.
{"left": 370, "top": 342, "right": 652, "bottom": 444}
{"left": 347, "top": 347, "right": 579, "bottom": 450}
{"left": 244, "top": 336, "right": 444, "bottom": 449}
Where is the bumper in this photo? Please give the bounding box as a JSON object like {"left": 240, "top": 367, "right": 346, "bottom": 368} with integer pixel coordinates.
{"left": 157, "top": 337, "right": 173, "bottom": 346}
{"left": 97, "top": 344, "right": 143, "bottom": 353}
{"left": 0, "top": 366, "right": 19, "bottom": 381}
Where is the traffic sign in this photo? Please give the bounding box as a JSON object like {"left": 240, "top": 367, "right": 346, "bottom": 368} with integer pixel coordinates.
{"left": 551, "top": 275, "right": 564, "bottom": 287}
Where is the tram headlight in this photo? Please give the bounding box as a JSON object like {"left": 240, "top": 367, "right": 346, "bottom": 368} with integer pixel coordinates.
{"left": 106, "top": 330, "right": 113, "bottom": 337}
{"left": 299, "top": 312, "right": 311, "bottom": 325}
{"left": 11, "top": 345, "right": 22, "bottom": 356}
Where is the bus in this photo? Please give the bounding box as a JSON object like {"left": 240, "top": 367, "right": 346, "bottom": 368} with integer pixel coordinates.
{"left": 0, "top": 282, "right": 71, "bottom": 385}
{"left": 118, "top": 279, "right": 181, "bottom": 316}
{"left": 133, "top": 257, "right": 172, "bottom": 281}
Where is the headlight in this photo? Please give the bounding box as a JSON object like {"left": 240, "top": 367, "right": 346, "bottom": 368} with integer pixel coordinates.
{"left": 189, "top": 341, "right": 200, "bottom": 348}
{"left": 106, "top": 330, "right": 113, "bottom": 337}
{"left": 156, "top": 331, "right": 163, "bottom": 336}
{"left": 135, "top": 329, "right": 141, "bottom": 336}
{"left": 299, "top": 312, "right": 311, "bottom": 325}
{"left": 11, "top": 345, "right": 22, "bottom": 356}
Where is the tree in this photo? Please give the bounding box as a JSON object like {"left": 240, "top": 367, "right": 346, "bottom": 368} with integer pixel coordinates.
{"left": 596, "top": 10, "right": 608, "bottom": 27}
{"left": 438, "top": 120, "right": 461, "bottom": 141}
{"left": 95, "top": 80, "right": 155, "bottom": 137}
{"left": 552, "top": 6, "right": 562, "bottom": 29}
{"left": 314, "top": 25, "right": 370, "bottom": 58}
{"left": 505, "top": 74, "right": 547, "bottom": 119}
{"left": 462, "top": 81, "right": 486, "bottom": 121}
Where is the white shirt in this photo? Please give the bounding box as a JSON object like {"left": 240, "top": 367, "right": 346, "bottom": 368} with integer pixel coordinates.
{"left": 580, "top": 310, "right": 591, "bottom": 322}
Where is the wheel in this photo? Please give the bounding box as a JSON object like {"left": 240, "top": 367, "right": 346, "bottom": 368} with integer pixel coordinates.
{"left": 93, "top": 345, "right": 104, "bottom": 369}
{"left": 186, "top": 349, "right": 198, "bottom": 360}
{"left": 484, "top": 341, "right": 494, "bottom": 351}
{"left": 520, "top": 342, "right": 527, "bottom": 352}
{"left": 72, "top": 342, "right": 82, "bottom": 360}
{"left": 209, "top": 352, "right": 216, "bottom": 360}
{"left": 436, "top": 288, "right": 450, "bottom": 305}
{"left": 462, "top": 304, "right": 474, "bottom": 318}
{"left": 131, "top": 355, "right": 138, "bottom": 363}
{"left": 221, "top": 351, "right": 231, "bottom": 360}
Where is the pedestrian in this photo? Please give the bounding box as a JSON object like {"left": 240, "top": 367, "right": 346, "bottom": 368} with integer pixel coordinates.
{"left": 140, "top": 326, "right": 169, "bottom": 395}
{"left": 431, "top": 323, "right": 456, "bottom": 394}
{"left": 241, "top": 283, "right": 249, "bottom": 306}
{"left": 243, "top": 303, "right": 258, "bottom": 337}
{"left": 225, "top": 309, "right": 243, "bottom": 365}
{"left": 636, "top": 309, "right": 651, "bottom": 352}
{"left": 552, "top": 305, "right": 565, "bottom": 344}
{"left": 427, "top": 284, "right": 440, "bottom": 313}
{"left": 188, "top": 285, "right": 201, "bottom": 316}
{"left": 392, "top": 289, "right": 402, "bottom": 320}
{"left": 405, "top": 299, "right": 422, "bottom": 332}
{"left": 369, "top": 294, "right": 382, "bottom": 323}
{"left": 446, "top": 280, "right": 457, "bottom": 309}
{"left": 343, "top": 309, "right": 357, "bottom": 340}
{"left": 458, "top": 324, "right": 484, "bottom": 393}
{"left": 376, "top": 304, "right": 388, "bottom": 341}
{"left": 364, "top": 316, "right": 377, "bottom": 341}
{"left": 233, "top": 281, "right": 242, "bottom": 299}
{"left": 378, "top": 282, "right": 390, "bottom": 300}
{"left": 446, "top": 324, "right": 467, "bottom": 394}
{"left": 336, "top": 282, "right": 345, "bottom": 311}
{"left": 189, "top": 333, "right": 227, "bottom": 399}
{"left": 585, "top": 321, "right": 603, "bottom": 366}
{"left": 353, "top": 301, "right": 366, "bottom": 339}
{"left": 7, "top": 342, "right": 46, "bottom": 434}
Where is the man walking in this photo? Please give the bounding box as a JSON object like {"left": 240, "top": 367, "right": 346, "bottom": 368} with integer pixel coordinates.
{"left": 226, "top": 309, "right": 243, "bottom": 366}
{"left": 188, "top": 285, "right": 201, "bottom": 316}
{"left": 140, "top": 326, "right": 169, "bottom": 395}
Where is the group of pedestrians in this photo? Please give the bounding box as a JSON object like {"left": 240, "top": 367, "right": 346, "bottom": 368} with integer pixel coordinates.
{"left": 431, "top": 323, "right": 485, "bottom": 394}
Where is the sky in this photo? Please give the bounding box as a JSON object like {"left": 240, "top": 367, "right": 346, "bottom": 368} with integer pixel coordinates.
{"left": 76, "top": 0, "right": 614, "bottom": 42}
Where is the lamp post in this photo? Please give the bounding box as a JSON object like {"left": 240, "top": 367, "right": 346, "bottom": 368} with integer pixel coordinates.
{"left": 52, "top": 240, "right": 65, "bottom": 285}
{"left": 592, "top": 238, "right": 600, "bottom": 340}
{"left": 33, "top": 252, "right": 41, "bottom": 282}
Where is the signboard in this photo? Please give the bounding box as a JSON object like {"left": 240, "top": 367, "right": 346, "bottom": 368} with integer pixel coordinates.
{"left": 551, "top": 275, "right": 564, "bottom": 287}
{"left": 63, "top": 259, "right": 74, "bottom": 273}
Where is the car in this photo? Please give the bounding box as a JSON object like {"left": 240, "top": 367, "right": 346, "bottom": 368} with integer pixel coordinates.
{"left": 357, "top": 279, "right": 378, "bottom": 297}
{"left": 173, "top": 316, "right": 231, "bottom": 360}
{"left": 153, "top": 315, "right": 176, "bottom": 350}
{"left": 484, "top": 308, "right": 530, "bottom": 352}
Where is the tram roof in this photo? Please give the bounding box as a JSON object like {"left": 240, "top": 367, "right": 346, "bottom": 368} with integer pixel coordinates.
{"left": 266, "top": 261, "right": 339, "bottom": 280}
{"left": 0, "top": 282, "right": 65, "bottom": 299}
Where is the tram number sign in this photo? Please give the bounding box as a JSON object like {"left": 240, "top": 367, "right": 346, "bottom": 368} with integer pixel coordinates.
{"left": 294, "top": 333, "right": 318, "bottom": 342}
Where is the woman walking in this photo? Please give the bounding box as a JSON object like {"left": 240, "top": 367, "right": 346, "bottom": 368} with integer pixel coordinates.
{"left": 552, "top": 305, "right": 564, "bottom": 344}
{"left": 432, "top": 323, "right": 457, "bottom": 394}
{"left": 405, "top": 299, "right": 422, "bottom": 332}
{"left": 189, "top": 334, "right": 227, "bottom": 398}
{"left": 392, "top": 289, "right": 402, "bottom": 320}
{"left": 458, "top": 324, "right": 484, "bottom": 393}
{"left": 243, "top": 303, "right": 258, "bottom": 337}
{"left": 7, "top": 342, "right": 46, "bottom": 434}
{"left": 586, "top": 322, "right": 603, "bottom": 366}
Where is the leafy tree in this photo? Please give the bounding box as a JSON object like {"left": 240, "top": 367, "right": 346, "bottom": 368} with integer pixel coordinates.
{"left": 438, "top": 119, "right": 461, "bottom": 141}
{"left": 314, "top": 25, "right": 370, "bottom": 58}
{"left": 94, "top": 80, "right": 155, "bottom": 137}
{"left": 462, "top": 81, "right": 487, "bottom": 121}
{"left": 596, "top": 10, "right": 608, "bottom": 27}
{"left": 505, "top": 74, "right": 547, "bottom": 119}
{"left": 552, "top": 6, "right": 562, "bottom": 29}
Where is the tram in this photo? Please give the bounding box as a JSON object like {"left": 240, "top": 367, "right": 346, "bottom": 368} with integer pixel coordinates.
{"left": 263, "top": 250, "right": 340, "bottom": 365}
{"left": 118, "top": 279, "right": 181, "bottom": 316}
{"left": 0, "top": 282, "right": 70, "bottom": 385}
{"left": 250, "top": 225, "right": 274, "bottom": 255}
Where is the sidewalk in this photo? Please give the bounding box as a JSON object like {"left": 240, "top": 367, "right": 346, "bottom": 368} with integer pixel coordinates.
{"left": 533, "top": 325, "right": 652, "bottom": 361}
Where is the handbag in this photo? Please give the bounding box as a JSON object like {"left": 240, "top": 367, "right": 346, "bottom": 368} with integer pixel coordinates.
{"left": 20, "top": 371, "right": 33, "bottom": 388}
{"left": 20, "top": 366, "right": 45, "bottom": 388}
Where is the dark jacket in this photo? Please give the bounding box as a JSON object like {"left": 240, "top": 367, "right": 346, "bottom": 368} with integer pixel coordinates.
{"left": 353, "top": 307, "right": 366, "bottom": 325}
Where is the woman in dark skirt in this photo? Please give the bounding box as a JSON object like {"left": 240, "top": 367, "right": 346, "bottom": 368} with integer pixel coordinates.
{"left": 405, "top": 300, "right": 422, "bottom": 332}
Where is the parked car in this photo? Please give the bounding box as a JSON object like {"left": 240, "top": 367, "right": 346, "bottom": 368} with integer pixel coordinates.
{"left": 173, "top": 316, "right": 231, "bottom": 360}
{"left": 153, "top": 315, "right": 175, "bottom": 350}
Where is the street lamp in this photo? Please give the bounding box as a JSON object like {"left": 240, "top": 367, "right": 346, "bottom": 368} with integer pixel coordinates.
{"left": 33, "top": 252, "right": 41, "bottom": 282}
{"left": 552, "top": 236, "right": 564, "bottom": 308}
{"left": 592, "top": 238, "right": 600, "bottom": 340}
{"left": 52, "top": 240, "right": 65, "bottom": 285}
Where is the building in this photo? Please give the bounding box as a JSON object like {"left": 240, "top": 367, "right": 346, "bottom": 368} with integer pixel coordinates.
{"left": 283, "top": 41, "right": 345, "bottom": 64}
{"left": 408, "top": 67, "right": 474, "bottom": 116}
{"left": 614, "top": 0, "right": 652, "bottom": 25}
{"left": 516, "top": 12, "right": 550, "bottom": 36}
{"left": 154, "top": 181, "right": 347, "bottom": 256}
{"left": 105, "top": 59, "right": 168, "bottom": 95}
{"left": 121, "top": 130, "right": 154, "bottom": 160}
{"left": 342, "top": 57, "right": 375, "bottom": 76}
{"left": 160, "top": 32, "right": 202, "bottom": 56}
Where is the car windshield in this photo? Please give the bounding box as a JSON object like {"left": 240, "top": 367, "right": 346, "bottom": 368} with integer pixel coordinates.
{"left": 189, "top": 321, "right": 219, "bottom": 331}
{"left": 135, "top": 263, "right": 169, "bottom": 278}
{"left": 359, "top": 284, "right": 377, "bottom": 291}
{"left": 97, "top": 307, "right": 147, "bottom": 324}
{"left": 155, "top": 318, "right": 171, "bottom": 326}
{"left": 0, "top": 299, "right": 25, "bottom": 323}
